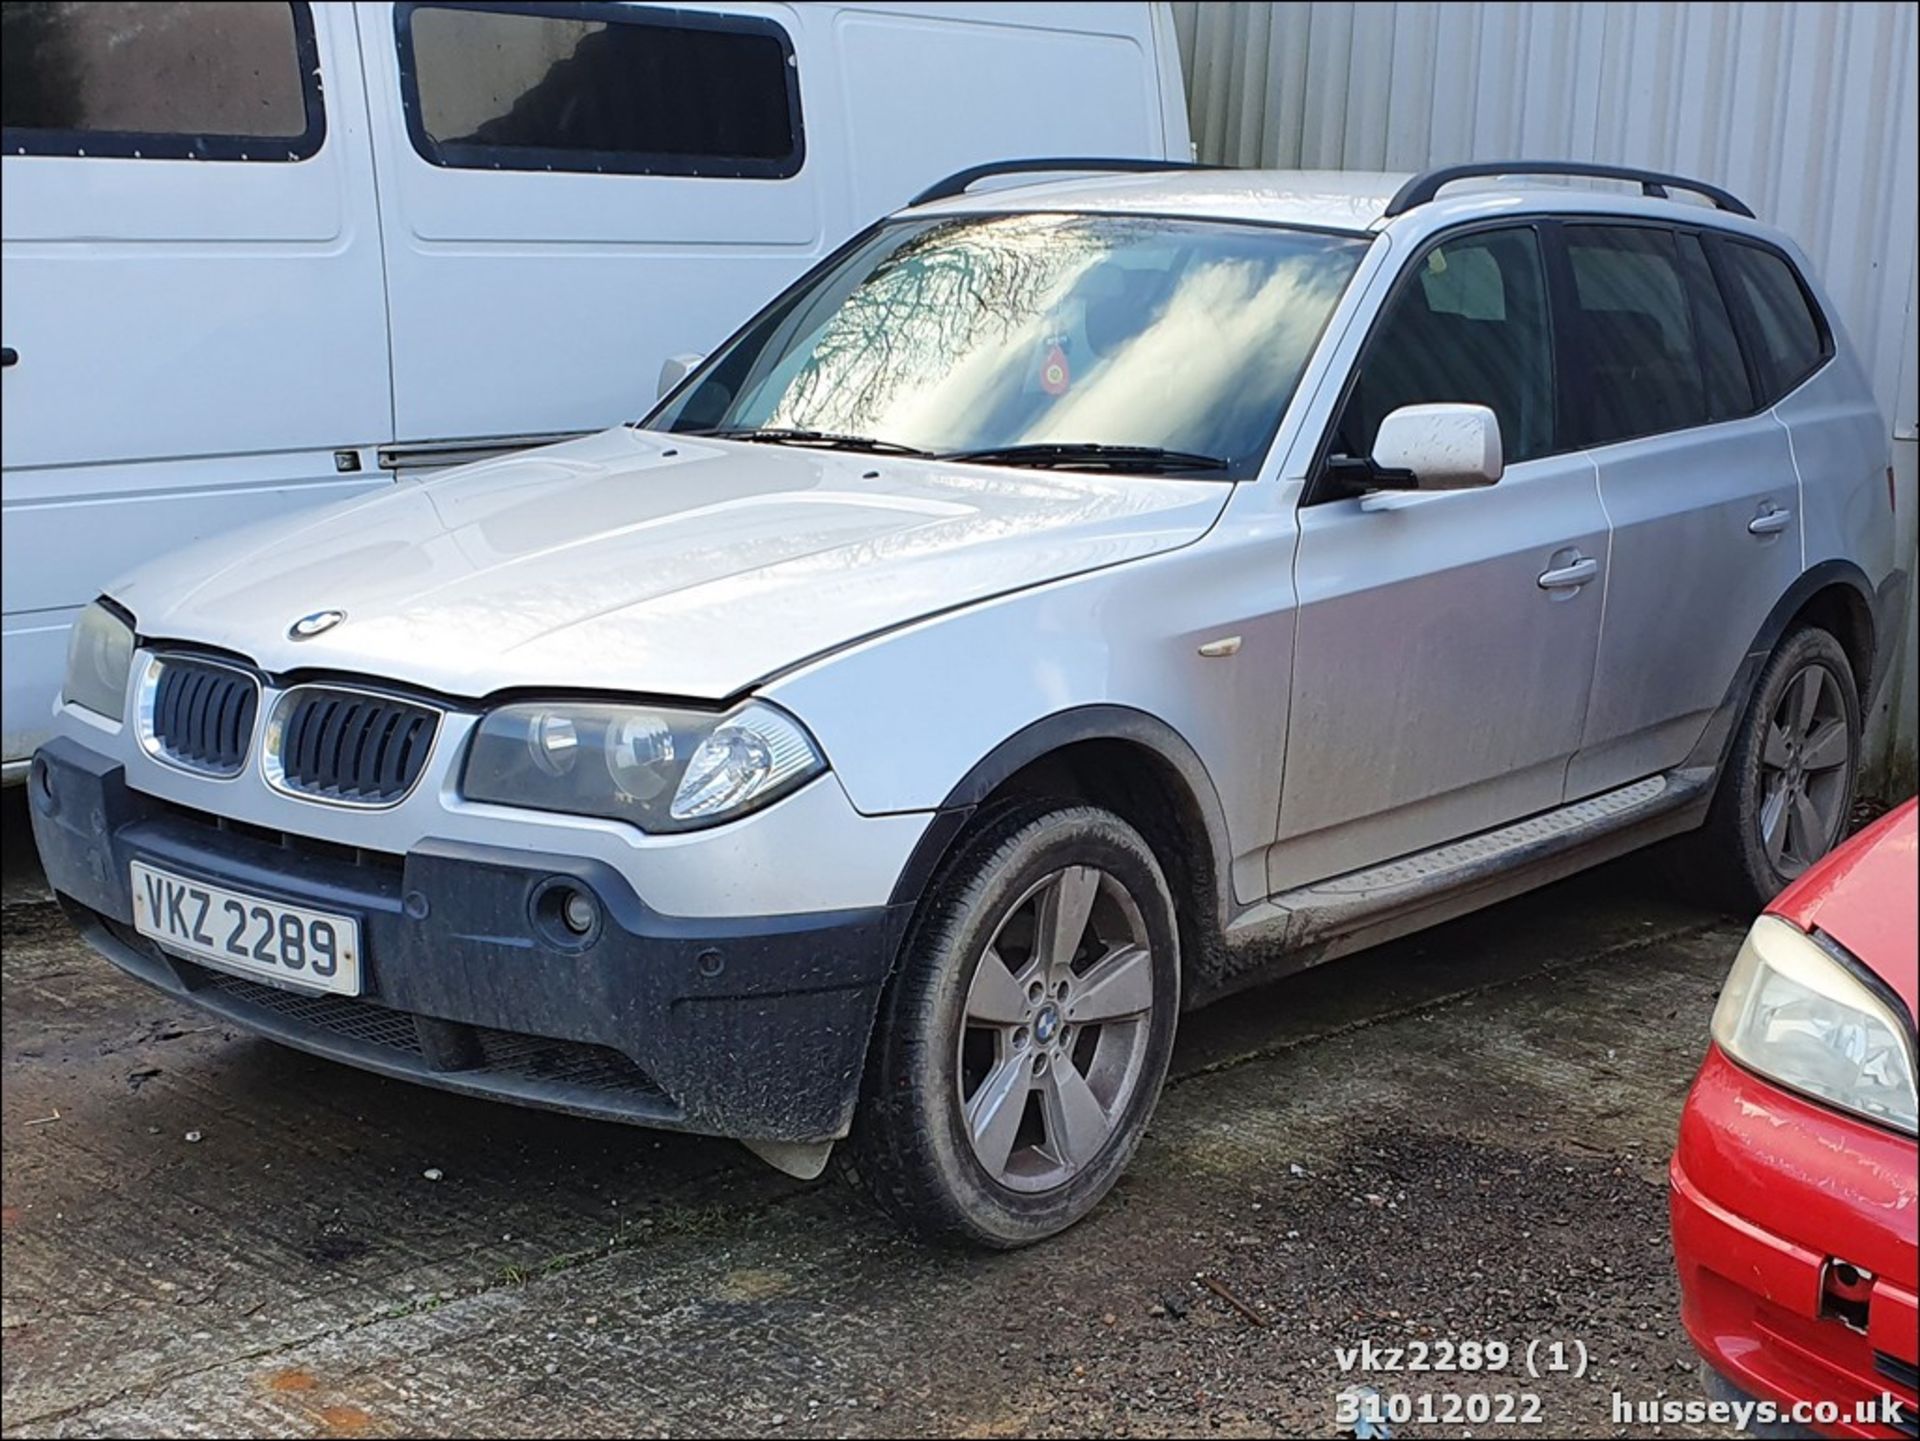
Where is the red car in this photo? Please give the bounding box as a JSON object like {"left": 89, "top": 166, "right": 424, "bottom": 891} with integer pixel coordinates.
{"left": 1672, "top": 798, "right": 1918, "bottom": 1438}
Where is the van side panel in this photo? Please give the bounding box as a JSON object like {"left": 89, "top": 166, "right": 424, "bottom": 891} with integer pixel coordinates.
{"left": 0, "top": 4, "right": 393, "bottom": 765}
{"left": 360, "top": 0, "right": 832, "bottom": 446}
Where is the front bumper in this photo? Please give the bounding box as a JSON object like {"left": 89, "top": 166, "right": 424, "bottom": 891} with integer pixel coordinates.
{"left": 1670, "top": 1047, "right": 1918, "bottom": 1439}
{"left": 29, "top": 736, "right": 910, "bottom": 1143}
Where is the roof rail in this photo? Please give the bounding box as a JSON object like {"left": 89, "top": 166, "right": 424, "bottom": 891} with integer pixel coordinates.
{"left": 1383, "top": 161, "right": 1754, "bottom": 219}
{"left": 908, "top": 157, "right": 1216, "bottom": 209}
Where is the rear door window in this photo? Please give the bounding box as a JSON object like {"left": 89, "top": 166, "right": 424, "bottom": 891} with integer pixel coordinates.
{"left": 0, "top": 1, "right": 323, "bottom": 161}
{"left": 1718, "top": 240, "right": 1830, "bottom": 400}
{"left": 396, "top": 1, "right": 804, "bottom": 179}
{"left": 1676, "top": 232, "right": 1754, "bottom": 422}
{"left": 1563, "top": 225, "right": 1711, "bottom": 445}
{"left": 1330, "top": 226, "right": 1557, "bottom": 467}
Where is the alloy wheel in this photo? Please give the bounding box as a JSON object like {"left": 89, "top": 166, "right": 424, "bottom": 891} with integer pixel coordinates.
{"left": 1757, "top": 662, "right": 1852, "bottom": 877}
{"left": 955, "top": 865, "right": 1157, "bottom": 1193}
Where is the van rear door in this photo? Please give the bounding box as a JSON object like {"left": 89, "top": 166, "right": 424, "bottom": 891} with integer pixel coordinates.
{"left": 0, "top": 1, "right": 392, "bottom": 764}
{"left": 828, "top": 1, "right": 1184, "bottom": 217}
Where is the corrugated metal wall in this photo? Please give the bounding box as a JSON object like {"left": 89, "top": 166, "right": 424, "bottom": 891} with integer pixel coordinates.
{"left": 1172, "top": 0, "right": 1919, "bottom": 786}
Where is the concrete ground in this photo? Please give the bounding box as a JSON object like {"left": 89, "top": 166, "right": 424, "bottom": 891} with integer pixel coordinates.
{"left": 1, "top": 788, "right": 1747, "bottom": 1439}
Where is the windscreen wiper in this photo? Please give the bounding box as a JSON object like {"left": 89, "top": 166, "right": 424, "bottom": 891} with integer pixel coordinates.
{"left": 689, "top": 426, "right": 935, "bottom": 457}
{"left": 938, "top": 442, "right": 1231, "bottom": 474}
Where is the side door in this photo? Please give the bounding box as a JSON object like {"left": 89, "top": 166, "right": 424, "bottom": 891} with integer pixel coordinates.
{"left": 1559, "top": 223, "right": 1805, "bottom": 798}
{"left": 1269, "top": 223, "right": 1611, "bottom": 888}
{"left": 0, "top": 1, "right": 392, "bottom": 764}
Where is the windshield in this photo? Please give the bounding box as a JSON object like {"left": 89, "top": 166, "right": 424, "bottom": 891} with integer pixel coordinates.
{"left": 648, "top": 212, "right": 1369, "bottom": 478}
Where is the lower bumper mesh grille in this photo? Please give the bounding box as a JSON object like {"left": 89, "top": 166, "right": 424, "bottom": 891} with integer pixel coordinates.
{"left": 188, "top": 963, "right": 666, "bottom": 1099}
{"left": 100, "top": 912, "right": 670, "bottom": 1108}
{"left": 202, "top": 970, "right": 425, "bottom": 1053}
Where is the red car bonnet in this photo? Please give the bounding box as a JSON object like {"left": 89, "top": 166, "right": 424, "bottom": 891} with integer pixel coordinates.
{"left": 1769, "top": 798, "right": 1919, "bottom": 1022}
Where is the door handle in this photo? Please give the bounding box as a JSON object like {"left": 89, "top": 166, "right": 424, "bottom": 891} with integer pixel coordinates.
{"left": 1537, "top": 556, "right": 1598, "bottom": 590}
{"left": 1748, "top": 505, "right": 1793, "bottom": 535}
{"left": 0, "top": 346, "right": 16, "bottom": 368}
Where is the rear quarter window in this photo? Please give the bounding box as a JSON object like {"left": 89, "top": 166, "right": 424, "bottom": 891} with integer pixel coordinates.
{"left": 1676, "top": 232, "right": 1755, "bottom": 422}
{"left": 1718, "top": 240, "right": 1830, "bottom": 401}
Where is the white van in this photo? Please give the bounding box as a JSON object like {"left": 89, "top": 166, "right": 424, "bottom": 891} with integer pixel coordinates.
{"left": 0, "top": 0, "right": 1190, "bottom": 775}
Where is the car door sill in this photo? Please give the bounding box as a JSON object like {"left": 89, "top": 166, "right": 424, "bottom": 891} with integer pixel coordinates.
{"left": 1218, "top": 768, "right": 1715, "bottom": 987}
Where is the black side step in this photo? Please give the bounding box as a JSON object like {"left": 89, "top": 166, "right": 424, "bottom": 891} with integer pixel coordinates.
{"left": 1222, "top": 769, "right": 1714, "bottom": 976}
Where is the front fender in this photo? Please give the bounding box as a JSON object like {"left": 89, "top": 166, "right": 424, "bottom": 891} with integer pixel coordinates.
{"left": 762, "top": 531, "right": 1296, "bottom": 914}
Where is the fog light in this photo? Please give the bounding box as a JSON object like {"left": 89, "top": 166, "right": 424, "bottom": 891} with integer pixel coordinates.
{"left": 530, "top": 877, "right": 601, "bottom": 948}
{"left": 560, "top": 888, "right": 598, "bottom": 935}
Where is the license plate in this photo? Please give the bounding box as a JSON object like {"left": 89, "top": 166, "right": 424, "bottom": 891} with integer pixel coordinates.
{"left": 129, "top": 861, "right": 362, "bottom": 996}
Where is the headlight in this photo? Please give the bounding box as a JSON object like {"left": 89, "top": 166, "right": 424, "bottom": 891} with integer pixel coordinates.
{"left": 461, "top": 699, "right": 825, "bottom": 832}
{"left": 1712, "top": 914, "right": 1917, "bottom": 1134}
{"left": 62, "top": 601, "right": 136, "bottom": 721}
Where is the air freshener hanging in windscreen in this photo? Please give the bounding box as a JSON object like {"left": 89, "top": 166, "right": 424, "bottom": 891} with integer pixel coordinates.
{"left": 1040, "top": 341, "right": 1071, "bottom": 395}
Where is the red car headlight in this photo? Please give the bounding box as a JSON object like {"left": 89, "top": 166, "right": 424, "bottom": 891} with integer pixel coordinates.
{"left": 1713, "top": 914, "right": 1918, "bottom": 1135}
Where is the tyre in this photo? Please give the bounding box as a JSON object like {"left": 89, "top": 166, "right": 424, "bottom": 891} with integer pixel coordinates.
{"left": 846, "top": 800, "right": 1180, "bottom": 1248}
{"left": 1686, "top": 624, "right": 1860, "bottom": 912}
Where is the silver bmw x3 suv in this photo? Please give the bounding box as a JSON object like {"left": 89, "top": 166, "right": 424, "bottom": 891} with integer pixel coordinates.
{"left": 31, "top": 160, "right": 1906, "bottom": 1246}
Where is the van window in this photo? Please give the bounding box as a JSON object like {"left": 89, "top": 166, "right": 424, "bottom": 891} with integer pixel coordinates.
{"left": 1676, "top": 232, "right": 1754, "bottom": 421}
{"left": 1564, "top": 225, "right": 1711, "bottom": 445}
{"left": 1720, "top": 241, "right": 1829, "bottom": 400}
{"left": 1331, "top": 226, "right": 1556, "bottom": 467}
{"left": 397, "top": 2, "right": 803, "bottom": 179}
{"left": 0, "top": 1, "right": 323, "bottom": 161}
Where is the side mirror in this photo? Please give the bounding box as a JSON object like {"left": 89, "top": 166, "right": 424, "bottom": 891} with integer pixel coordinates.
{"left": 1369, "top": 403, "right": 1504, "bottom": 490}
{"left": 656, "top": 352, "right": 704, "bottom": 401}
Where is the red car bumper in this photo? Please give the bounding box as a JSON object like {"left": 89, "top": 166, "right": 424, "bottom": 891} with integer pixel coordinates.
{"left": 1672, "top": 1046, "right": 1918, "bottom": 1438}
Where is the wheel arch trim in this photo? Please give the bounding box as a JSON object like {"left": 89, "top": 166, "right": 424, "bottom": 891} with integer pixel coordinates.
{"left": 885, "top": 705, "right": 1237, "bottom": 930}
{"left": 1684, "top": 559, "right": 1878, "bottom": 774}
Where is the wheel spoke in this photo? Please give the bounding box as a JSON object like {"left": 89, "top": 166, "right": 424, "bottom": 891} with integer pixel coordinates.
{"left": 1801, "top": 718, "right": 1849, "bottom": 772}
{"left": 1760, "top": 781, "right": 1791, "bottom": 867}
{"left": 1036, "top": 866, "right": 1099, "bottom": 973}
{"left": 1791, "top": 668, "right": 1822, "bottom": 736}
{"left": 1066, "top": 944, "right": 1154, "bottom": 1023}
{"left": 966, "top": 1054, "right": 1032, "bottom": 1178}
{"left": 1789, "top": 787, "right": 1827, "bottom": 864}
{"left": 966, "top": 947, "right": 1031, "bottom": 1025}
{"left": 1040, "top": 1062, "right": 1110, "bottom": 1172}
{"left": 1761, "top": 722, "right": 1794, "bottom": 770}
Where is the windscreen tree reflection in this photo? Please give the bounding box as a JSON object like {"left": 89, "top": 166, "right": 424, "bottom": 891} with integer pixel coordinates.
{"left": 654, "top": 214, "right": 1367, "bottom": 477}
